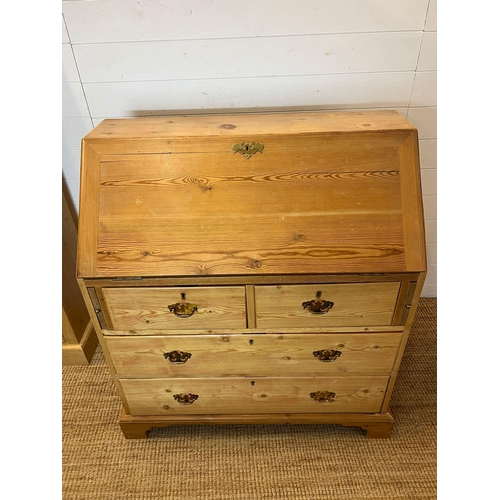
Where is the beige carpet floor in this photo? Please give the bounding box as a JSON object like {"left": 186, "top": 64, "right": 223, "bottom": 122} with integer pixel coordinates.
{"left": 63, "top": 298, "right": 436, "bottom": 500}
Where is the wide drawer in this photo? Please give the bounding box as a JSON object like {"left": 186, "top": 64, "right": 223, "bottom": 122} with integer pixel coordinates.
{"left": 107, "top": 333, "right": 402, "bottom": 378}
{"left": 101, "top": 286, "right": 247, "bottom": 330}
{"left": 121, "top": 376, "right": 389, "bottom": 416}
{"left": 254, "top": 282, "right": 400, "bottom": 329}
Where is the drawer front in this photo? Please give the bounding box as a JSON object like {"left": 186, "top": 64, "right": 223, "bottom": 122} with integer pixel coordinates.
{"left": 107, "top": 333, "right": 402, "bottom": 378}
{"left": 121, "top": 376, "right": 389, "bottom": 416}
{"left": 102, "top": 286, "right": 247, "bottom": 330}
{"left": 254, "top": 282, "right": 400, "bottom": 329}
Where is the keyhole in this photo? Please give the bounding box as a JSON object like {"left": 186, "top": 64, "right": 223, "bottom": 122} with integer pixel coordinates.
{"left": 316, "top": 291, "right": 322, "bottom": 298}
{"left": 249, "top": 339, "right": 254, "bottom": 345}
{"left": 251, "top": 381, "right": 255, "bottom": 386}
{"left": 181, "top": 292, "right": 186, "bottom": 301}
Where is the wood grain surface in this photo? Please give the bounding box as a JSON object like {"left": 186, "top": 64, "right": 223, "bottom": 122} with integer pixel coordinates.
{"left": 77, "top": 111, "right": 426, "bottom": 278}
{"left": 121, "top": 376, "right": 389, "bottom": 416}
{"left": 105, "top": 332, "right": 402, "bottom": 378}
{"left": 254, "top": 282, "right": 400, "bottom": 328}
{"left": 102, "top": 286, "right": 247, "bottom": 330}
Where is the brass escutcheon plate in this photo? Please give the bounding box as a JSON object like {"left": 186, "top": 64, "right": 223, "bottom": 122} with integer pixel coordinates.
{"left": 232, "top": 141, "right": 264, "bottom": 159}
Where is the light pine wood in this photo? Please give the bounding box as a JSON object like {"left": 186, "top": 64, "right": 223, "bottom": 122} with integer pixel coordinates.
{"left": 245, "top": 285, "right": 256, "bottom": 328}
{"left": 76, "top": 111, "right": 426, "bottom": 438}
{"left": 254, "top": 282, "right": 400, "bottom": 329}
{"left": 101, "top": 325, "right": 405, "bottom": 336}
{"left": 84, "top": 111, "right": 414, "bottom": 141}
{"left": 62, "top": 317, "right": 99, "bottom": 366}
{"left": 105, "top": 332, "right": 402, "bottom": 378}
{"left": 118, "top": 408, "right": 395, "bottom": 439}
{"left": 63, "top": 190, "right": 98, "bottom": 365}
{"left": 398, "top": 133, "right": 427, "bottom": 271}
{"left": 102, "top": 286, "right": 247, "bottom": 330}
{"left": 77, "top": 111, "right": 425, "bottom": 278}
{"left": 76, "top": 143, "right": 100, "bottom": 278}
{"left": 381, "top": 272, "right": 427, "bottom": 413}
{"left": 392, "top": 280, "right": 410, "bottom": 325}
{"left": 77, "top": 278, "right": 132, "bottom": 413}
{"left": 121, "top": 376, "right": 389, "bottom": 416}
{"left": 86, "top": 273, "right": 420, "bottom": 288}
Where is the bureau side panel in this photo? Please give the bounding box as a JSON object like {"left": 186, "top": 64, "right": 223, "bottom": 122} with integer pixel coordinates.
{"left": 77, "top": 142, "right": 100, "bottom": 278}
{"left": 398, "top": 132, "right": 427, "bottom": 272}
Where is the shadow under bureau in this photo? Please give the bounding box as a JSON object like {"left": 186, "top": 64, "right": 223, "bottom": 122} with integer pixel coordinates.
{"left": 76, "top": 110, "right": 426, "bottom": 439}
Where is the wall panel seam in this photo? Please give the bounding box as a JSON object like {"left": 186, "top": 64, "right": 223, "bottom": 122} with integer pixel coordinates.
{"left": 80, "top": 70, "right": 420, "bottom": 86}
{"left": 67, "top": 30, "right": 426, "bottom": 46}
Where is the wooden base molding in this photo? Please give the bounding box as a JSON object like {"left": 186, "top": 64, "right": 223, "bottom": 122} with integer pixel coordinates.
{"left": 62, "top": 320, "right": 99, "bottom": 366}
{"left": 118, "top": 408, "right": 395, "bottom": 439}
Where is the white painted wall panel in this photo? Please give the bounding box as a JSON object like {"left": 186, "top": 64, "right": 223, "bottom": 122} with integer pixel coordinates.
{"left": 425, "top": 220, "right": 437, "bottom": 244}
{"left": 64, "top": 178, "right": 81, "bottom": 214}
{"left": 62, "top": 83, "right": 90, "bottom": 117}
{"left": 410, "top": 71, "right": 437, "bottom": 107}
{"left": 62, "top": 149, "right": 81, "bottom": 181}
{"left": 426, "top": 243, "right": 437, "bottom": 265}
{"left": 62, "top": 117, "right": 94, "bottom": 150}
{"left": 417, "top": 32, "right": 437, "bottom": 71}
{"left": 425, "top": 0, "right": 437, "bottom": 31}
{"left": 425, "top": 264, "right": 437, "bottom": 285}
{"left": 421, "top": 285, "right": 436, "bottom": 297}
{"left": 421, "top": 169, "right": 437, "bottom": 196}
{"left": 82, "top": 72, "right": 415, "bottom": 117}
{"left": 62, "top": 15, "right": 70, "bottom": 44}
{"left": 423, "top": 195, "right": 437, "bottom": 220}
{"left": 62, "top": 45, "right": 79, "bottom": 83}
{"left": 73, "top": 33, "right": 422, "bottom": 83}
{"left": 63, "top": 0, "right": 429, "bottom": 44}
{"left": 419, "top": 139, "right": 437, "bottom": 168}
{"left": 407, "top": 107, "right": 437, "bottom": 139}
{"left": 421, "top": 284, "right": 436, "bottom": 298}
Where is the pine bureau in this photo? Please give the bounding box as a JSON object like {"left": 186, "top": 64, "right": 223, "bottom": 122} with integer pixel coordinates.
{"left": 76, "top": 110, "right": 426, "bottom": 439}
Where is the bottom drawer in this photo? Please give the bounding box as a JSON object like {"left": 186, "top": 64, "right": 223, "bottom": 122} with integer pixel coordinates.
{"left": 121, "top": 376, "right": 389, "bottom": 416}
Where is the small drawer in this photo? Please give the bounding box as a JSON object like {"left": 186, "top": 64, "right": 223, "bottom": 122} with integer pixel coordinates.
{"left": 101, "top": 286, "right": 247, "bottom": 330}
{"left": 106, "top": 332, "right": 402, "bottom": 378}
{"left": 121, "top": 376, "right": 389, "bottom": 416}
{"left": 254, "top": 283, "right": 400, "bottom": 329}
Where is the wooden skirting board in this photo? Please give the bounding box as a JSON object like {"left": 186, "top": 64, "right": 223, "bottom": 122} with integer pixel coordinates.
{"left": 62, "top": 318, "right": 99, "bottom": 366}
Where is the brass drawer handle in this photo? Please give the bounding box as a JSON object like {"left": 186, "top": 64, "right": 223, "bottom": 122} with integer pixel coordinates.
{"left": 312, "top": 349, "right": 342, "bottom": 362}
{"left": 310, "top": 391, "right": 336, "bottom": 403}
{"left": 232, "top": 141, "right": 264, "bottom": 159}
{"left": 168, "top": 292, "right": 198, "bottom": 318}
{"left": 173, "top": 393, "right": 199, "bottom": 405}
{"left": 302, "top": 291, "right": 334, "bottom": 314}
{"left": 164, "top": 350, "right": 192, "bottom": 364}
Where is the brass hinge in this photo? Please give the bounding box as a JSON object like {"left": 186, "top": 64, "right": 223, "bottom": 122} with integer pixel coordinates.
{"left": 87, "top": 287, "right": 108, "bottom": 329}
{"left": 400, "top": 281, "right": 417, "bottom": 325}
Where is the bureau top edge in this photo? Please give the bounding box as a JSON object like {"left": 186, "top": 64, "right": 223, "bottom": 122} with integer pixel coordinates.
{"left": 83, "top": 110, "right": 416, "bottom": 141}
{"left": 79, "top": 272, "right": 423, "bottom": 286}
